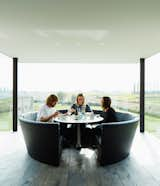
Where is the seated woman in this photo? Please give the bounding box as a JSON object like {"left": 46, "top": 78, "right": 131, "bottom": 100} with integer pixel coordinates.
{"left": 91, "top": 96, "right": 117, "bottom": 147}
{"left": 37, "top": 94, "right": 70, "bottom": 148}
{"left": 69, "top": 93, "right": 92, "bottom": 147}
{"left": 70, "top": 93, "right": 92, "bottom": 114}
{"left": 100, "top": 96, "right": 117, "bottom": 123}
{"left": 36, "top": 94, "right": 59, "bottom": 122}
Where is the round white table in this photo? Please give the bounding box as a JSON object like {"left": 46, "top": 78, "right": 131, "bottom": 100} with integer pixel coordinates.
{"left": 54, "top": 114, "right": 103, "bottom": 148}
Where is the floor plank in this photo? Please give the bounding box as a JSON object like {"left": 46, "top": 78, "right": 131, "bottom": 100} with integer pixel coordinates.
{"left": 0, "top": 128, "right": 160, "bottom": 186}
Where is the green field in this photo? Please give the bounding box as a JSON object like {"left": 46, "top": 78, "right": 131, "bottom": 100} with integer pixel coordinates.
{"left": 0, "top": 112, "right": 12, "bottom": 131}
{"left": 145, "top": 115, "right": 160, "bottom": 138}
{"left": 0, "top": 94, "right": 160, "bottom": 139}
{"left": 1, "top": 109, "right": 160, "bottom": 139}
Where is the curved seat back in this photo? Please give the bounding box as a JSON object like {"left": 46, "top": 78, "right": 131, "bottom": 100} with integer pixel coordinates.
{"left": 97, "top": 112, "right": 139, "bottom": 165}
{"left": 58, "top": 109, "right": 68, "bottom": 114}
{"left": 19, "top": 112, "right": 61, "bottom": 166}
{"left": 116, "top": 112, "right": 136, "bottom": 122}
{"left": 21, "top": 112, "right": 37, "bottom": 121}
{"left": 93, "top": 110, "right": 103, "bottom": 115}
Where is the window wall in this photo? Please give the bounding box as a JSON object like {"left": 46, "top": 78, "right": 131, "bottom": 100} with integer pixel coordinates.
{"left": 146, "top": 54, "right": 160, "bottom": 139}
{"left": 0, "top": 54, "right": 12, "bottom": 131}
{"left": 18, "top": 63, "right": 139, "bottom": 117}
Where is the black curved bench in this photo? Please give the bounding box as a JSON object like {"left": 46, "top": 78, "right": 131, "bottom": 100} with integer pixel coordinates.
{"left": 19, "top": 110, "right": 139, "bottom": 166}
{"left": 94, "top": 112, "right": 139, "bottom": 165}
{"left": 19, "top": 112, "right": 62, "bottom": 166}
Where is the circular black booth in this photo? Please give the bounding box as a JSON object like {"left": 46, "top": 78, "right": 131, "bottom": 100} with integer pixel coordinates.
{"left": 93, "top": 110, "right": 139, "bottom": 165}
{"left": 19, "top": 112, "right": 62, "bottom": 166}
{"left": 19, "top": 110, "right": 139, "bottom": 166}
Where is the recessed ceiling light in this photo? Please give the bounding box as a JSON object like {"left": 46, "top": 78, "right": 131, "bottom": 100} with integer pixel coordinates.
{"left": 34, "top": 29, "right": 49, "bottom": 38}
{"left": 54, "top": 30, "right": 109, "bottom": 41}
{"left": 55, "top": 42, "right": 61, "bottom": 46}
{"left": 99, "top": 42, "right": 105, "bottom": 46}
{"left": 75, "top": 42, "right": 81, "bottom": 46}
{"left": 0, "top": 32, "right": 8, "bottom": 39}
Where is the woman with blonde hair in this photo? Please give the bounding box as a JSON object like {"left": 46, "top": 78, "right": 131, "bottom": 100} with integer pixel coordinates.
{"left": 71, "top": 93, "right": 92, "bottom": 114}
{"left": 70, "top": 93, "right": 92, "bottom": 148}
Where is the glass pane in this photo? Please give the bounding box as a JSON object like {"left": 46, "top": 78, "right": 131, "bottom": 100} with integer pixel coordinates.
{"left": 0, "top": 54, "right": 12, "bottom": 131}
{"left": 146, "top": 54, "right": 160, "bottom": 139}
{"left": 18, "top": 63, "right": 139, "bottom": 116}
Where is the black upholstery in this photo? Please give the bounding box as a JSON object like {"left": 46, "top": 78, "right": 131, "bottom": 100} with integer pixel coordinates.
{"left": 93, "top": 110, "right": 103, "bottom": 115}
{"left": 58, "top": 109, "right": 68, "bottom": 114}
{"left": 19, "top": 110, "right": 139, "bottom": 166}
{"left": 95, "top": 112, "right": 139, "bottom": 165}
{"left": 19, "top": 112, "right": 62, "bottom": 166}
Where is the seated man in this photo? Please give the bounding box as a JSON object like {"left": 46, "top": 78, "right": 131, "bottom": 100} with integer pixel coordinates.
{"left": 36, "top": 94, "right": 59, "bottom": 122}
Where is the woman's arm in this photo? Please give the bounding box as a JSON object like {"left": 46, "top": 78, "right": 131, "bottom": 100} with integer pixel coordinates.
{"left": 40, "top": 112, "right": 59, "bottom": 122}
{"left": 100, "top": 112, "right": 109, "bottom": 123}
{"left": 70, "top": 104, "right": 77, "bottom": 114}
{"left": 86, "top": 104, "right": 92, "bottom": 112}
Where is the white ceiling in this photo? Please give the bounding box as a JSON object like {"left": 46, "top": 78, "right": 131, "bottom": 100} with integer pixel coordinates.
{"left": 0, "top": 0, "right": 160, "bottom": 63}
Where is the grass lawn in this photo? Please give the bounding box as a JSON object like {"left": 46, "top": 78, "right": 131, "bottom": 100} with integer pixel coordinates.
{"left": 145, "top": 115, "right": 160, "bottom": 138}
{"left": 0, "top": 112, "right": 12, "bottom": 131}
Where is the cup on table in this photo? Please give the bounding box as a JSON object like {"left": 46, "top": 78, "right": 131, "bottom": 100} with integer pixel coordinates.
{"left": 90, "top": 112, "right": 94, "bottom": 119}
{"left": 96, "top": 114, "right": 100, "bottom": 118}
{"left": 67, "top": 109, "right": 72, "bottom": 115}
{"left": 85, "top": 112, "right": 91, "bottom": 119}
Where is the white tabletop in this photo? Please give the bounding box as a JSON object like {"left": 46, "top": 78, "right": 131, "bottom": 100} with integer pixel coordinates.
{"left": 54, "top": 114, "right": 103, "bottom": 124}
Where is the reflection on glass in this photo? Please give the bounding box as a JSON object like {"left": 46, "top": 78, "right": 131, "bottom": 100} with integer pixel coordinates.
{"left": 145, "top": 56, "right": 160, "bottom": 139}
{"left": 18, "top": 63, "right": 139, "bottom": 125}
{"left": 0, "top": 54, "right": 12, "bottom": 131}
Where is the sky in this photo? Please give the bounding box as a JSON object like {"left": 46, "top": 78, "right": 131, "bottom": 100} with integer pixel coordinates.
{"left": 0, "top": 53, "right": 12, "bottom": 89}
{"left": 18, "top": 63, "right": 139, "bottom": 92}
{"left": 146, "top": 53, "right": 160, "bottom": 91}
{"left": 0, "top": 53, "right": 160, "bottom": 93}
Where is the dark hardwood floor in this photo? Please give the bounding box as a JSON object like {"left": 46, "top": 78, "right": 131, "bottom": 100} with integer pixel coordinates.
{"left": 0, "top": 128, "right": 160, "bottom": 186}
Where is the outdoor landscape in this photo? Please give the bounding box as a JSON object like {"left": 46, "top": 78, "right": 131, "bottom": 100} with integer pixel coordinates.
{"left": 0, "top": 89, "right": 160, "bottom": 139}
{"left": 0, "top": 57, "right": 159, "bottom": 140}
